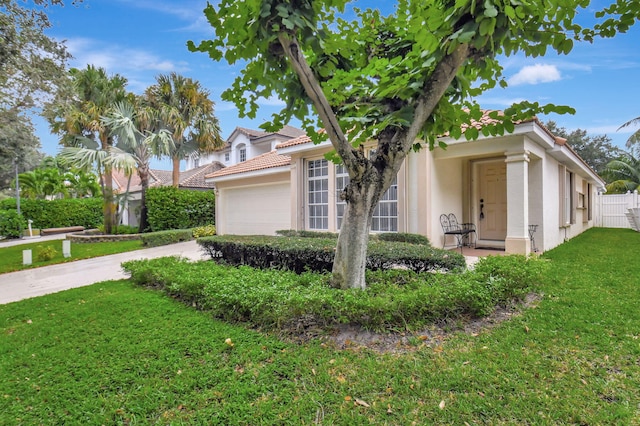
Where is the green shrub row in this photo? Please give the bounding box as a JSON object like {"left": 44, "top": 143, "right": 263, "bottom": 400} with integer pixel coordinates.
{"left": 198, "top": 235, "right": 463, "bottom": 273}
{"left": 145, "top": 187, "right": 215, "bottom": 232}
{"left": 0, "top": 198, "right": 102, "bottom": 229}
{"left": 274, "top": 230, "right": 431, "bottom": 246}
{"left": 141, "top": 229, "right": 193, "bottom": 247}
{"left": 122, "top": 254, "right": 547, "bottom": 331}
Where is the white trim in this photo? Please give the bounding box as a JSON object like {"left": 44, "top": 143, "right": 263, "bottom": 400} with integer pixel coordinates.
{"left": 206, "top": 166, "right": 290, "bottom": 183}
{"left": 277, "top": 140, "right": 332, "bottom": 156}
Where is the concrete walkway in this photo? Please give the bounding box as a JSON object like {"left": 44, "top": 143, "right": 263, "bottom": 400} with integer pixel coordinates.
{"left": 0, "top": 240, "right": 207, "bottom": 305}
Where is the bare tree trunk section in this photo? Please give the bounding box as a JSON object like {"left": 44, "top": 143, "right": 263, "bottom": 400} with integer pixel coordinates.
{"left": 103, "top": 166, "right": 115, "bottom": 234}
{"left": 172, "top": 156, "right": 180, "bottom": 188}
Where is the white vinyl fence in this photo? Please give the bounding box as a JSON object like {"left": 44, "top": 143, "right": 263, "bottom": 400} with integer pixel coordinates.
{"left": 595, "top": 191, "right": 640, "bottom": 228}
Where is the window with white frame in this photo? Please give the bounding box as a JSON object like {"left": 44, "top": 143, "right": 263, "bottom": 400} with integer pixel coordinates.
{"left": 335, "top": 163, "right": 398, "bottom": 232}
{"left": 559, "top": 165, "right": 576, "bottom": 226}
{"left": 307, "top": 159, "right": 329, "bottom": 229}
{"left": 193, "top": 158, "right": 200, "bottom": 168}
{"left": 239, "top": 146, "right": 247, "bottom": 162}
{"left": 224, "top": 152, "right": 230, "bottom": 162}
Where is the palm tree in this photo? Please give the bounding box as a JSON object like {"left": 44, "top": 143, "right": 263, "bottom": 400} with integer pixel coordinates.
{"left": 102, "top": 98, "right": 174, "bottom": 232}
{"left": 603, "top": 147, "right": 640, "bottom": 194}
{"left": 48, "top": 65, "right": 128, "bottom": 233}
{"left": 619, "top": 116, "right": 640, "bottom": 148}
{"left": 17, "top": 167, "right": 66, "bottom": 199}
{"left": 145, "top": 72, "right": 223, "bottom": 187}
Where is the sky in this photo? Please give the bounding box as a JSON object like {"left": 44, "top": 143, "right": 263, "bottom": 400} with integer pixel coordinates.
{"left": 34, "top": 0, "right": 640, "bottom": 170}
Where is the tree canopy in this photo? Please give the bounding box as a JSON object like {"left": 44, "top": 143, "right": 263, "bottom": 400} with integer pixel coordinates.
{"left": 190, "top": 0, "right": 640, "bottom": 289}
{"left": 0, "top": 0, "right": 77, "bottom": 190}
{"left": 545, "top": 121, "right": 623, "bottom": 177}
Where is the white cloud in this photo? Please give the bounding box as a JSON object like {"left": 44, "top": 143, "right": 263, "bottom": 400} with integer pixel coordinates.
{"left": 508, "top": 64, "right": 562, "bottom": 86}
{"left": 62, "top": 37, "right": 189, "bottom": 79}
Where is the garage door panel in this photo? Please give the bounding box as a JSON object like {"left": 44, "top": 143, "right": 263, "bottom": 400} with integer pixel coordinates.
{"left": 221, "top": 183, "right": 290, "bottom": 235}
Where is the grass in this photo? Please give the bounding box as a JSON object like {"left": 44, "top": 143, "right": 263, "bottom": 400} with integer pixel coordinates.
{"left": 0, "top": 239, "right": 144, "bottom": 274}
{"left": 1, "top": 228, "right": 639, "bottom": 424}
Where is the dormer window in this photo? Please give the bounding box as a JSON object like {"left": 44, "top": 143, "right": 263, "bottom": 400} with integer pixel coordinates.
{"left": 225, "top": 152, "right": 230, "bottom": 162}
{"left": 238, "top": 144, "right": 247, "bottom": 162}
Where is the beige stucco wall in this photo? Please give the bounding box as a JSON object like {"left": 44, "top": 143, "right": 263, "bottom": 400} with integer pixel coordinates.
{"left": 215, "top": 172, "right": 291, "bottom": 235}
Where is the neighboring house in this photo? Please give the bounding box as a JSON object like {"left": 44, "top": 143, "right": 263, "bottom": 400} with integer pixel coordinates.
{"left": 112, "top": 125, "right": 306, "bottom": 228}
{"left": 206, "top": 115, "right": 605, "bottom": 255}
{"left": 184, "top": 125, "right": 306, "bottom": 169}
{"left": 112, "top": 162, "right": 223, "bottom": 227}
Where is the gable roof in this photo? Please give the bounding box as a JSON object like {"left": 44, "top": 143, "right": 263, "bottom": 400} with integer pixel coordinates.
{"left": 220, "top": 125, "right": 306, "bottom": 152}
{"left": 179, "top": 162, "right": 225, "bottom": 189}
{"left": 113, "top": 162, "right": 225, "bottom": 193}
{"left": 275, "top": 134, "right": 313, "bottom": 149}
{"left": 206, "top": 150, "right": 291, "bottom": 180}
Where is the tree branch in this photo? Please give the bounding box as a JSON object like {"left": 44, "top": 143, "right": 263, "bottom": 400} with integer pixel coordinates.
{"left": 402, "top": 43, "right": 472, "bottom": 155}
{"left": 277, "top": 32, "right": 360, "bottom": 171}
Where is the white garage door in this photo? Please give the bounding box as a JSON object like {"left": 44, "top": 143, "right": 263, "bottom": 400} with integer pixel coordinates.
{"left": 220, "top": 182, "right": 291, "bottom": 235}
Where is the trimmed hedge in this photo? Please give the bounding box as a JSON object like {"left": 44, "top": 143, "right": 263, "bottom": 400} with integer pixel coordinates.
{"left": 141, "top": 229, "right": 193, "bottom": 247}
{"left": 122, "top": 254, "right": 547, "bottom": 331}
{"left": 0, "top": 198, "right": 102, "bottom": 229}
{"left": 198, "top": 235, "right": 465, "bottom": 273}
{"left": 146, "top": 187, "right": 215, "bottom": 232}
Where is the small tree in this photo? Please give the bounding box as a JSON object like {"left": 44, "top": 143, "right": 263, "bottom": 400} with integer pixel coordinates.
{"left": 103, "top": 99, "right": 174, "bottom": 232}
{"left": 191, "top": 0, "right": 639, "bottom": 289}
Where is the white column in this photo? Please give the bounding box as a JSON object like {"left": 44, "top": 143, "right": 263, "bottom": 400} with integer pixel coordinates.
{"left": 505, "top": 151, "right": 531, "bottom": 255}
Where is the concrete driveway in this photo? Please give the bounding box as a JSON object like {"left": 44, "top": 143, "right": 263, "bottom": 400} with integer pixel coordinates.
{"left": 0, "top": 240, "right": 208, "bottom": 305}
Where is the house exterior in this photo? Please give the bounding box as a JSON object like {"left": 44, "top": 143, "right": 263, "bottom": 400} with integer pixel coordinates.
{"left": 206, "top": 116, "right": 605, "bottom": 255}
{"left": 184, "top": 125, "right": 306, "bottom": 169}
{"left": 113, "top": 126, "right": 306, "bottom": 227}
{"left": 112, "top": 162, "right": 223, "bottom": 227}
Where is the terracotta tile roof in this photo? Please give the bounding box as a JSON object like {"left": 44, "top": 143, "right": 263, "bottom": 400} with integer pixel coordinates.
{"left": 206, "top": 150, "right": 291, "bottom": 179}
{"left": 272, "top": 125, "right": 306, "bottom": 138}
{"left": 275, "top": 134, "right": 313, "bottom": 149}
{"left": 179, "top": 162, "right": 225, "bottom": 189}
{"left": 235, "top": 127, "right": 269, "bottom": 138}
{"left": 113, "top": 163, "right": 225, "bottom": 193}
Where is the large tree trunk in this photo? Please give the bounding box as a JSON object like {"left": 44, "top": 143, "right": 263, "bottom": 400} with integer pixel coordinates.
{"left": 172, "top": 156, "right": 180, "bottom": 188}
{"left": 331, "top": 184, "right": 379, "bottom": 290}
{"left": 331, "top": 166, "right": 389, "bottom": 289}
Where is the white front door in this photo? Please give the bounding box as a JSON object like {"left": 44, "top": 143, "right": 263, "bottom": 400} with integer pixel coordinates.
{"left": 477, "top": 161, "right": 507, "bottom": 242}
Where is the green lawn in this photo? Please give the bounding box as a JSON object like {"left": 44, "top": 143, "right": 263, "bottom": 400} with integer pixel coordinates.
{"left": 1, "top": 228, "right": 639, "bottom": 424}
{"left": 0, "top": 239, "right": 144, "bottom": 274}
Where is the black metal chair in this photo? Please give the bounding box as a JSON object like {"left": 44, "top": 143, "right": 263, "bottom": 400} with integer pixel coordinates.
{"left": 440, "top": 213, "right": 476, "bottom": 252}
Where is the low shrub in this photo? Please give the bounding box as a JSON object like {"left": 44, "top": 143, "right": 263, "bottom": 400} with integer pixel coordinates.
{"left": 0, "top": 210, "right": 26, "bottom": 239}
{"left": 472, "top": 254, "right": 548, "bottom": 301}
{"left": 374, "top": 232, "right": 430, "bottom": 246}
{"left": 192, "top": 224, "right": 216, "bottom": 238}
{"left": 198, "top": 235, "right": 465, "bottom": 273}
{"left": 122, "top": 254, "right": 546, "bottom": 331}
{"left": 36, "top": 246, "right": 57, "bottom": 262}
{"left": 141, "top": 229, "right": 193, "bottom": 247}
{"left": 98, "top": 224, "right": 139, "bottom": 235}
{"left": 275, "top": 229, "right": 339, "bottom": 238}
